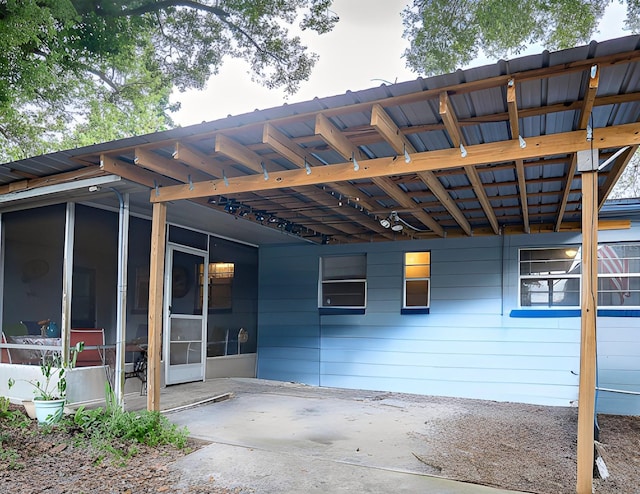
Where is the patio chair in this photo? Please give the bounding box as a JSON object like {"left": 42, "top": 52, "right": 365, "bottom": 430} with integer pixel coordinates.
{"left": 70, "top": 328, "right": 105, "bottom": 367}
{"left": 2, "top": 322, "right": 28, "bottom": 337}
{"left": 1, "top": 332, "right": 11, "bottom": 364}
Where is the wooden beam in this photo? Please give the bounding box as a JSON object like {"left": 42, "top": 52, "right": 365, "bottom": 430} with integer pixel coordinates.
{"left": 440, "top": 92, "right": 500, "bottom": 234}
{"left": 556, "top": 66, "right": 600, "bottom": 230}
{"left": 262, "top": 123, "right": 376, "bottom": 211}
{"left": 220, "top": 131, "right": 395, "bottom": 239}
{"left": 439, "top": 92, "right": 464, "bottom": 147}
{"left": 578, "top": 65, "right": 600, "bottom": 130}
{"left": 173, "top": 142, "right": 227, "bottom": 176}
{"left": 316, "top": 113, "right": 445, "bottom": 236}
{"left": 147, "top": 202, "right": 166, "bottom": 412}
{"left": 149, "top": 123, "right": 640, "bottom": 203}
{"left": 464, "top": 166, "right": 500, "bottom": 234}
{"left": 371, "top": 104, "right": 472, "bottom": 236}
{"left": 555, "top": 154, "right": 578, "bottom": 232}
{"left": 0, "top": 167, "right": 106, "bottom": 196}
{"left": 598, "top": 145, "right": 638, "bottom": 208}
{"left": 101, "top": 155, "right": 180, "bottom": 189}
{"left": 576, "top": 157, "right": 598, "bottom": 494}
{"left": 507, "top": 79, "right": 530, "bottom": 234}
{"left": 135, "top": 147, "right": 211, "bottom": 183}
{"left": 215, "top": 134, "right": 265, "bottom": 173}
{"left": 514, "top": 159, "right": 530, "bottom": 233}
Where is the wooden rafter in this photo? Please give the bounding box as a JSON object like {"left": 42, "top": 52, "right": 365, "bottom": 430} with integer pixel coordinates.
{"left": 171, "top": 142, "right": 345, "bottom": 240}
{"left": 370, "top": 104, "right": 472, "bottom": 236}
{"left": 598, "top": 145, "right": 639, "bottom": 208}
{"left": 173, "top": 142, "right": 229, "bottom": 176}
{"left": 101, "top": 155, "right": 180, "bottom": 189}
{"left": 149, "top": 123, "right": 640, "bottom": 203}
{"left": 440, "top": 92, "right": 500, "bottom": 234}
{"left": 168, "top": 49, "right": 640, "bottom": 148}
{"left": 215, "top": 133, "right": 395, "bottom": 240}
{"left": 556, "top": 65, "right": 600, "bottom": 231}
{"left": 262, "top": 124, "right": 376, "bottom": 211}
{"left": 134, "top": 147, "right": 211, "bottom": 184}
{"left": 507, "top": 79, "right": 530, "bottom": 234}
{"left": 315, "top": 113, "right": 445, "bottom": 237}
{"left": 0, "top": 167, "right": 106, "bottom": 195}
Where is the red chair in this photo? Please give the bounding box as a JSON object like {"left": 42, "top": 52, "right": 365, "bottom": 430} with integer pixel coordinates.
{"left": 70, "top": 328, "right": 105, "bottom": 367}
{"left": 1, "top": 332, "right": 11, "bottom": 364}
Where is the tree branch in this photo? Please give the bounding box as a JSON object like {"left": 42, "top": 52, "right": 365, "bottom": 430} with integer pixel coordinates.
{"left": 99, "top": 0, "right": 285, "bottom": 64}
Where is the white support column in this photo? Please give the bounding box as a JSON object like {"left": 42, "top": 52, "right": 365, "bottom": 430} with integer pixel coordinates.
{"left": 114, "top": 192, "right": 130, "bottom": 407}
{"left": 62, "top": 203, "right": 76, "bottom": 363}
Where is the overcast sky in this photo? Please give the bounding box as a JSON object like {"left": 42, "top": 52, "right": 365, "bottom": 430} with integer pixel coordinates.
{"left": 169, "top": 0, "right": 630, "bottom": 127}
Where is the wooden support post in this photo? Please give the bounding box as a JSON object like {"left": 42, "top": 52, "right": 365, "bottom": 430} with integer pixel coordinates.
{"left": 147, "top": 202, "right": 167, "bottom": 412}
{"left": 576, "top": 150, "right": 598, "bottom": 493}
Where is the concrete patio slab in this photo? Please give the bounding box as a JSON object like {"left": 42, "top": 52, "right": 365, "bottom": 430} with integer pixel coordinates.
{"left": 161, "top": 378, "right": 526, "bottom": 493}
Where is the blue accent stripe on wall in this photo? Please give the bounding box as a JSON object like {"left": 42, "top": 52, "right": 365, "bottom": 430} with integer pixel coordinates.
{"left": 510, "top": 309, "right": 640, "bottom": 318}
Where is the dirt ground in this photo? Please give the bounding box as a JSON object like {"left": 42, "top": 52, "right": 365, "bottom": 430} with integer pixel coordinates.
{"left": 397, "top": 395, "right": 640, "bottom": 494}
{"left": 1, "top": 398, "right": 639, "bottom": 494}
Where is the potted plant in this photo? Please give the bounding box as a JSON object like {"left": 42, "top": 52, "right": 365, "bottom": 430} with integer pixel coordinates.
{"left": 8, "top": 342, "right": 83, "bottom": 425}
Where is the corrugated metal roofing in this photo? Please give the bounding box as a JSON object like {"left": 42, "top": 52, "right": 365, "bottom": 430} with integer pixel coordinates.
{"left": 2, "top": 36, "right": 640, "bottom": 243}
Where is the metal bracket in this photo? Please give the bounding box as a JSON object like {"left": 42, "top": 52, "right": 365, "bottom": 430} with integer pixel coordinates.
{"left": 576, "top": 149, "right": 599, "bottom": 173}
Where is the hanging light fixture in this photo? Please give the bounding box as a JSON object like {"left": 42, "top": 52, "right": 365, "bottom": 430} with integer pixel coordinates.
{"left": 379, "top": 211, "right": 403, "bottom": 231}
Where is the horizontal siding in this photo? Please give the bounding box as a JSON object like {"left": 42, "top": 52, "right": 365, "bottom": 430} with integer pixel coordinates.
{"left": 257, "top": 226, "right": 640, "bottom": 414}
{"left": 257, "top": 246, "right": 321, "bottom": 383}
{"left": 596, "top": 319, "right": 640, "bottom": 414}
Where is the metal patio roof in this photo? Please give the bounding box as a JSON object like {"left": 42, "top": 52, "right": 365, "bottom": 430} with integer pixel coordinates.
{"left": 2, "top": 35, "right": 640, "bottom": 243}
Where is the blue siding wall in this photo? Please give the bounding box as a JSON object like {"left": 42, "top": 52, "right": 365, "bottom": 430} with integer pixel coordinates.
{"left": 257, "top": 224, "right": 640, "bottom": 414}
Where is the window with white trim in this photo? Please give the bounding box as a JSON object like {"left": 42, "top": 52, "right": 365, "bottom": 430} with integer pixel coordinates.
{"left": 404, "top": 251, "right": 430, "bottom": 308}
{"left": 597, "top": 243, "right": 640, "bottom": 307}
{"left": 519, "top": 243, "right": 640, "bottom": 308}
{"left": 319, "top": 255, "right": 366, "bottom": 308}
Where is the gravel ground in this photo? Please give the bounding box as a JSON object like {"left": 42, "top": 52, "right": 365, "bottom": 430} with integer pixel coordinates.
{"left": 1, "top": 396, "right": 638, "bottom": 494}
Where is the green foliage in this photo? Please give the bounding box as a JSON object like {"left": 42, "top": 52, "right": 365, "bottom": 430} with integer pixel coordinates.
{"left": 68, "top": 384, "right": 188, "bottom": 463}
{"left": 7, "top": 342, "right": 84, "bottom": 401}
{"left": 0, "top": 443, "right": 24, "bottom": 470}
{"left": 401, "top": 0, "right": 628, "bottom": 75}
{"left": 0, "top": 0, "right": 338, "bottom": 162}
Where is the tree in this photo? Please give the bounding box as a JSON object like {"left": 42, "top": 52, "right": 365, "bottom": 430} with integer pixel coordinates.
{"left": 0, "top": 0, "right": 338, "bottom": 162}
{"left": 401, "top": 0, "right": 639, "bottom": 76}
{"left": 611, "top": 151, "right": 640, "bottom": 198}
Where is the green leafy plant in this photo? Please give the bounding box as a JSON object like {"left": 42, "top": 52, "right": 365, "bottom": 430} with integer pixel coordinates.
{"left": 68, "top": 383, "right": 188, "bottom": 464}
{"left": 0, "top": 443, "right": 23, "bottom": 470}
{"left": 7, "top": 342, "right": 84, "bottom": 401}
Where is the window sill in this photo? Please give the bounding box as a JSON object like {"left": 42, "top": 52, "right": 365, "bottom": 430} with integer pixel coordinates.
{"left": 510, "top": 309, "right": 640, "bottom": 318}
{"left": 319, "top": 307, "right": 365, "bottom": 315}
{"left": 401, "top": 308, "right": 430, "bottom": 315}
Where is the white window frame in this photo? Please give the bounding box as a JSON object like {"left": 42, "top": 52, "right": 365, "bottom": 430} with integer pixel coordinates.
{"left": 518, "top": 246, "right": 581, "bottom": 308}
{"left": 403, "top": 251, "right": 431, "bottom": 309}
{"left": 518, "top": 243, "right": 640, "bottom": 309}
{"left": 596, "top": 242, "right": 640, "bottom": 308}
{"left": 318, "top": 254, "right": 367, "bottom": 309}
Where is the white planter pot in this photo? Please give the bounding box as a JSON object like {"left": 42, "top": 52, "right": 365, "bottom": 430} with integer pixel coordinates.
{"left": 34, "top": 399, "right": 65, "bottom": 425}
{"left": 22, "top": 400, "right": 36, "bottom": 419}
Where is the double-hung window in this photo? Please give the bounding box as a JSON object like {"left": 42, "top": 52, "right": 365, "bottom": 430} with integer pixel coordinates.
{"left": 519, "top": 243, "right": 640, "bottom": 308}
{"left": 519, "top": 248, "right": 581, "bottom": 307}
{"left": 319, "top": 255, "right": 366, "bottom": 308}
{"left": 403, "top": 251, "right": 430, "bottom": 309}
{"left": 597, "top": 243, "right": 640, "bottom": 307}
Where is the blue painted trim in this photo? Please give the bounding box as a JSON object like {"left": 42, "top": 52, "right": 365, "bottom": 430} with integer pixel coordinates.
{"left": 319, "top": 307, "right": 366, "bottom": 315}
{"left": 598, "top": 309, "right": 640, "bottom": 317}
{"left": 510, "top": 309, "right": 640, "bottom": 318}
{"left": 401, "top": 308, "right": 430, "bottom": 315}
